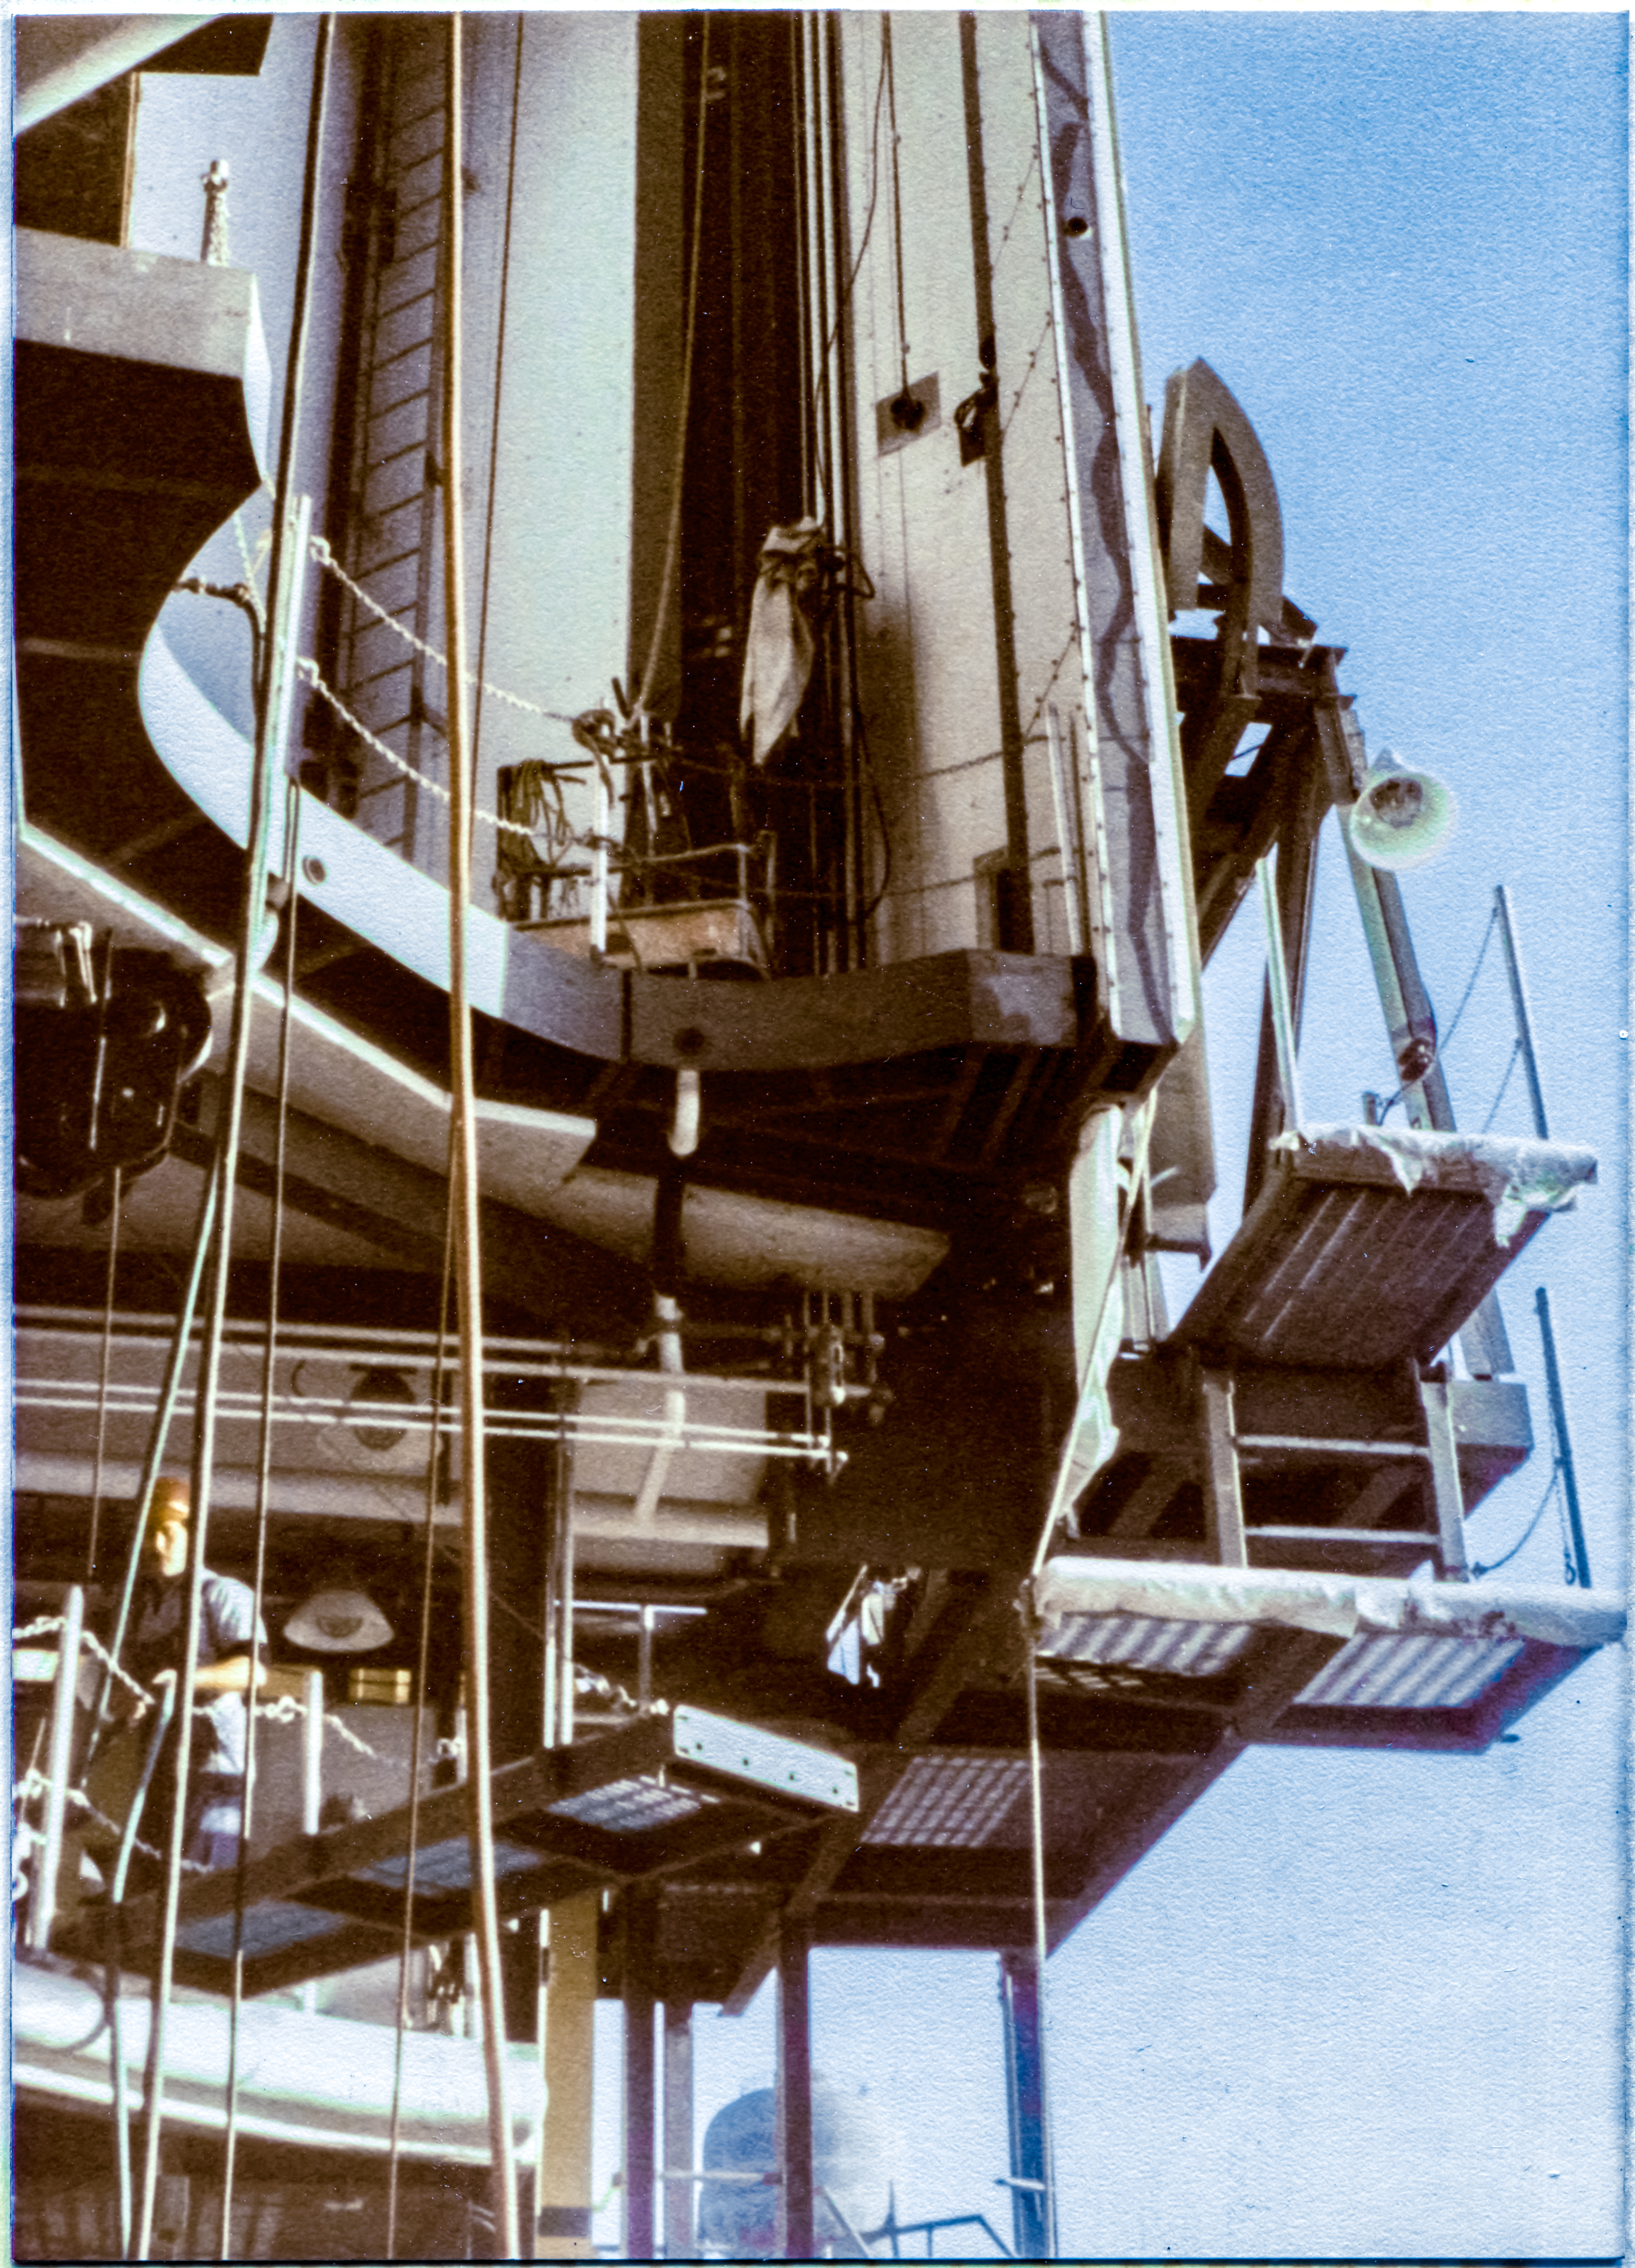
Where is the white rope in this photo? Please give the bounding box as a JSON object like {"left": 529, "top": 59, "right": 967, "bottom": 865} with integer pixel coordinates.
{"left": 308, "top": 536, "right": 580, "bottom": 729}
{"left": 296, "top": 658, "right": 544, "bottom": 840}
{"left": 250, "top": 1693, "right": 383, "bottom": 1761}
{"left": 11, "top": 1771, "right": 208, "bottom": 1874}
{"left": 14, "top": 1617, "right": 153, "bottom": 1707}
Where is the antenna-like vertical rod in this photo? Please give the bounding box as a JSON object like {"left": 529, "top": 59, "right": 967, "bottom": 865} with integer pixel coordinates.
{"left": 1535, "top": 1287, "right": 1591, "bottom": 1588}
{"left": 1494, "top": 883, "right": 1550, "bottom": 1140}
{"left": 440, "top": 18, "right": 518, "bottom": 2253}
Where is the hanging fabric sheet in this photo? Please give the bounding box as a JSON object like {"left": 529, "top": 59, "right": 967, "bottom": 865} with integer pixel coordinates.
{"left": 738, "top": 519, "right": 827, "bottom": 766}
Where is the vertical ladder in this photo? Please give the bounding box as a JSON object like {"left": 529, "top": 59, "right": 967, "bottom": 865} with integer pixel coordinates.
{"left": 1195, "top": 1357, "right": 1471, "bottom": 1578}
{"left": 335, "top": 27, "right": 449, "bottom": 871}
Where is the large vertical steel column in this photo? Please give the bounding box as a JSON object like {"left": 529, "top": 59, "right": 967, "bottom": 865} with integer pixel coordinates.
{"left": 622, "top": 1890, "right": 658, "bottom": 2261}
{"left": 775, "top": 1917, "right": 815, "bottom": 2260}
{"left": 999, "top": 1950, "right": 1050, "bottom": 2261}
{"left": 662, "top": 2001, "right": 695, "bottom": 2259}
{"left": 537, "top": 1892, "right": 599, "bottom": 2260}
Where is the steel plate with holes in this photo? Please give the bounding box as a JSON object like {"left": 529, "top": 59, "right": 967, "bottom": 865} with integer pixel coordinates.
{"left": 673, "top": 1706, "right": 859, "bottom": 1812}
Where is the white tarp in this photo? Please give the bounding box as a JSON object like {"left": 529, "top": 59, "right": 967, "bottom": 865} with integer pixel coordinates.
{"left": 1036, "top": 1556, "right": 1626, "bottom": 1655}
{"left": 1277, "top": 1124, "right": 1598, "bottom": 1247}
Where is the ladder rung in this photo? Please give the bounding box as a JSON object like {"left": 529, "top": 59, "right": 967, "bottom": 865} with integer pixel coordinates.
{"left": 346, "top": 656, "right": 412, "bottom": 695}
{"left": 1234, "top": 1434, "right": 1428, "bottom": 1460}
{"left": 377, "top": 282, "right": 436, "bottom": 325}
{"left": 371, "top": 333, "right": 436, "bottom": 380}
{"left": 353, "top": 544, "right": 419, "bottom": 580}
{"left": 1246, "top": 1526, "right": 1437, "bottom": 1546}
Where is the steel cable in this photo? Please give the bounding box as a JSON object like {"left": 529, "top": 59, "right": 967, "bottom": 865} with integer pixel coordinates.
{"left": 219, "top": 782, "right": 301, "bottom": 2255}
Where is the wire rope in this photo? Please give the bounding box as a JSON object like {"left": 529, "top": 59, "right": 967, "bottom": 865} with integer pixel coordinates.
{"left": 85, "top": 1162, "right": 122, "bottom": 1584}
{"left": 1472, "top": 1462, "right": 1562, "bottom": 1579}
{"left": 219, "top": 784, "right": 301, "bottom": 2255}
{"left": 385, "top": 1167, "right": 458, "bottom": 2260}
{"left": 1378, "top": 902, "right": 1498, "bottom": 1121}
{"left": 440, "top": 22, "right": 519, "bottom": 2250}
{"left": 809, "top": 27, "right": 889, "bottom": 527}
{"left": 1479, "top": 1037, "right": 1523, "bottom": 1134}
{"left": 133, "top": 22, "right": 334, "bottom": 2257}
{"left": 634, "top": 18, "right": 712, "bottom": 721}
{"left": 883, "top": 16, "right": 913, "bottom": 406}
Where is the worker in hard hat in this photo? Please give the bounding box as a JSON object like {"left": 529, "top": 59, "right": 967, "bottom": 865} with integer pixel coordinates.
{"left": 125, "top": 1477, "right": 268, "bottom": 1874}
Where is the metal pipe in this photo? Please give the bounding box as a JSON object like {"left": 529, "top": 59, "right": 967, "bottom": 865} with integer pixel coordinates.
{"left": 1256, "top": 852, "right": 1303, "bottom": 1129}
{"left": 590, "top": 758, "right": 611, "bottom": 958}
{"left": 1536, "top": 1286, "right": 1591, "bottom": 1588}
{"left": 25, "top": 1583, "right": 83, "bottom": 1954}
{"left": 301, "top": 1667, "right": 325, "bottom": 1834}
{"left": 1494, "top": 883, "right": 1550, "bottom": 1139}
{"left": 1019, "top": 1604, "right": 1059, "bottom": 2258}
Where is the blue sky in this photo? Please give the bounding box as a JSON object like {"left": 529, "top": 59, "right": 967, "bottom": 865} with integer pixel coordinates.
{"left": 587, "top": 16, "right": 1628, "bottom": 2258}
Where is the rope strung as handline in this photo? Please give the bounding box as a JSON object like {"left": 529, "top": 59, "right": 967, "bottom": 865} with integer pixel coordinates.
{"left": 439, "top": 18, "right": 520, "bottom": 2252}
{"left": 307, "top": 534, "right": 583, "bottom": 730}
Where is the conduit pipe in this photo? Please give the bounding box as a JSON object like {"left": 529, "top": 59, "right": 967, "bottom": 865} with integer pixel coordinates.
{"left": 440, "top": 18, "right": 519, "bottom": 2252}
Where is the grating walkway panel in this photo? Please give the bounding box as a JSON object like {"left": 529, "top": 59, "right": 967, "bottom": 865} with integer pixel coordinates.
{"left": 863, "top": 1756, "right": 1029, "bottom": 1848}
{"left": 1295, "top": 1631, "right": 1524, "bottom": 1711}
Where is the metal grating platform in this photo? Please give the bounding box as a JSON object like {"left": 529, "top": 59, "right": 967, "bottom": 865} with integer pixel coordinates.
{"left": 863, "top": 1756, "right": 1030, "bottom": 1849}
{"left": 77, "top": 1709, "right": 857, "bottom": 1998}
{"left": 1173, "top": 1126, "right": 1596, "bottom": 1370}
{"left": 1034, "top": 1558, "right": 1624, "bottom": 1753}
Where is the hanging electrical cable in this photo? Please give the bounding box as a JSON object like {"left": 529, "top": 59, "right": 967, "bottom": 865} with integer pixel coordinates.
{"left": 882, "top": 16, "right": 917, "bottom": 421}
{"left": 440, "top": 18, "right": 520, "bottom": 2253}
{"left": 132, "top": 20, "right": 334, "bottom": 2259}
{"left": 218, "top": 783, "right": 301, "bottom": 2257}
{"left": 384, "top": 1175, "right": 457, "bottom": 2261}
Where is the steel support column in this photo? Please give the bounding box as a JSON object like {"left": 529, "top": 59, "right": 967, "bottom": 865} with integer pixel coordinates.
{"left": 999, "top": 1949, "right": 1050, "bottom": 2261}
{"left": 663, "top": 2000, "right": 694, "bottom": 2260}
{"left": 622, "top": 1890, "right": 658, "bottom": 2262}
{"left": 538, "top": 1893, "right": 599, "bottom": 2261}
{"left": 775, "top": 1916, "right": 815, "bottom": 2260}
